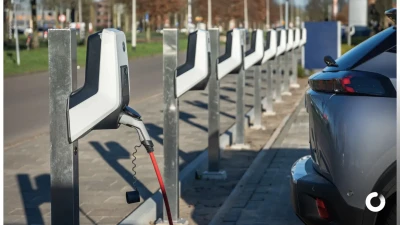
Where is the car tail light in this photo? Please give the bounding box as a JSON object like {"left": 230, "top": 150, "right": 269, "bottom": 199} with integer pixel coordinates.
{"left": 315, "top": 198, "right": 330, "bottom": 219}
{"left": 309, "top": 71, "right": 396, "bottom": 97}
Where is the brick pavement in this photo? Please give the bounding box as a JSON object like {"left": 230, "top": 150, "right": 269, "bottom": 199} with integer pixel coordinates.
{"left": 4, "top": 71, "right": 259, "bottom": 225}
{"left": 179, "top": 79, "right": 309, "bottom": 225}
{"left": 213, "top": 100, "right": 310, "bottom": 225}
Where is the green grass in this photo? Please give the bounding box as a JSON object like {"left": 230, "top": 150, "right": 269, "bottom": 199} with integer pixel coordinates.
{"left": 4, "top": 37, "right": 188, "bottom": 77}
{"left": 341, "top": 44, "right": 355, "bottom": 55}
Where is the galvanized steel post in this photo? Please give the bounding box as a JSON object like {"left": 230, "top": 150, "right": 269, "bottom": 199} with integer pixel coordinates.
{"left": 202, "top": 28, "right": 227, "bottom": 180}
{"left": 162, "top": 29, "right": 180, "bottom": 222}
{"left": 49, "top": 29, "right": 79, "bottom": 225}
{"left": 251, "top": 65, "right": 264, "bottom": 129}
{"left": 264, "top": 60, "right": 276, "bottom": 116}
{"left": 234, "top": 30, "right": 247, "bottom": 146}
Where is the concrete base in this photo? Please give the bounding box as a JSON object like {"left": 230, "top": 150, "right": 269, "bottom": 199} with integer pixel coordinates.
{"left": 230, "top": 143, "right": 251, "bottom": 150}
{"left": 282, "top": 91, "right": 292, "bottom": 96}
{"left": 274, "top": 99, "right": 283, "bottom": 103}
{"left": 201, "top": 170, "right": 227, "bottom": 180}
{"left": 250, "top": 125, "right": 266, "bottom": 130}
{"left": 263, "top": 111, "right": 276, "bottom": 116}
{"left": 155, "top": 218, "right": 189, "bottom": 225}
{"left": 290, "top": 83, "right": 300, "bottom": 88}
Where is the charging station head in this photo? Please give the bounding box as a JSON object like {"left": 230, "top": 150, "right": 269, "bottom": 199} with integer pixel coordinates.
{"left": 292, "top": 28, "right": 300, "bottom": 48}
{"left": 68, "top": 28, "right": 129, "bottom": 142}
{"left": 300, "top": 28, "right": 307, "bottom": 46}
{"left": 261, "top": 29, "right": 277, "bottom": 64}
{"left": 286, "top": 29, "right": 294, "bottom": 51}
{"left": 244, "top": 29, "right": 264, "bottom": 69}
{"left": 276, "top": 29, "right": 287, "bottom": 56}
{"left": 217, "top": 28, "right": 242, "bottom": 79}
{"left": 175, "top": 30, "right": 210, "bottom": 98}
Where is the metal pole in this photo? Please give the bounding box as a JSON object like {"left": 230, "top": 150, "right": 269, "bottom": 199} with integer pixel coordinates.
{"left": 251, "top": 65, "right": 264, "bottom": 129}
{"left": 264, "top": 61, "right": 276, "bottom": 115}
{"left": 291, "top": 48, "right": 297, "bottom": 86}
{"left": 13, "top": 1, "right": 20, "bottom": 66}
{"left": 188, "top": 0, "right": 192, "bottom": 33}
{"left": 163, "top": 29, "right": 180, "bottom": 222}
{"left": 9, "top": 9, "right": 13, "bottom": 40}
{"left": 275, "top": 55, "right": 283, "bottom": 103}
{"left": 108, "top": 7, "right": 111, "bottom": 28}
{"left": 282, "top": 49, "right": 292, "bottom": 95}
{"left": 290, "top": 0, "right": 294, "bottom": 27}
{"left": 132, "top": 0, "right": 136, "bottom": 50}
{"left": 244, "top": 0, "right": 248, "bottom": 29}
{"left": 202, "top": 29, "right": 227, "bottom": 180}
{"left": 301, "top": 22, "right": 305, "bottom": 69}
{"left": 280, "top": 4, "right": 283, "bottom": 26}
{"left": 117, "top": 7, "right": 121, "bottom": 29}
{"left": 208, "top": 0, "right": 212, "bottom": 28}
{"left": 285, "top": 1, "right": 289, "bottom": 29}
{"left": 208, "top": 29, "right": 220, "bottom": 171}
{"left": 235, "top": 30, "right": 247, "bottom": 145}
{"left": 266, "top": 0, "right": 270, "bottom": 28}
{"left": 291, "top": 34, "right": 300, "bottom": 88}
{"left": 78, "top": 0, "right": 82, "bottom": 24}
{"left": 49, "top": 29, "right": 78, "bottom": 225}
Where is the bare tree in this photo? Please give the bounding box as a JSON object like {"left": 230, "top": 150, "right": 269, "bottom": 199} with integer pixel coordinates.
{"left": 336, "top": 2, "right": 348, "bottom": 24}
{"left": 30, "top": 0, "right": 40, "bottom": 48}
{"left": 306, "top": 0, "right": 331, "bottom": 21}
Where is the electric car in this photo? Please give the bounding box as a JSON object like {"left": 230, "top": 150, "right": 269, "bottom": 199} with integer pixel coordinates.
{"left": 290, "top": 9, "right": 396, "bottom": 225}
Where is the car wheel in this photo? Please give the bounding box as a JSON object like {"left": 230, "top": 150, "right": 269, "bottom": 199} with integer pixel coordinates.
{"left": 384, "top": 202, "right": 396, "bottom": 225}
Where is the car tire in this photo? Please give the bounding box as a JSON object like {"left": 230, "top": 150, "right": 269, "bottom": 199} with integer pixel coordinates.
{"left": 384, "top": 202, "right": 396, "bottom": 225}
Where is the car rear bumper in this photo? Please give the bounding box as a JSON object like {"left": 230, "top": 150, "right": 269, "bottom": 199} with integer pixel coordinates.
{"left": 290, "top": 155, "right": 365, "bottom": 225}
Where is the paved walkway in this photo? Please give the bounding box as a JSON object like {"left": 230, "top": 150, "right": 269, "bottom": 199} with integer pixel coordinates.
{"left": 216, "top": 101, "right": 310, "bottom": 225}
{"left": 4, "top": 72, "right": 258, "bottom": 225}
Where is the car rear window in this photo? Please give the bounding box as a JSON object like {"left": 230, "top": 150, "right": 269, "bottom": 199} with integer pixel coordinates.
{"left": 353, "top": 50, "right": 396, "bottom": 78}
{"left": 325, "top": 27, "right": 396, "bottom": 71}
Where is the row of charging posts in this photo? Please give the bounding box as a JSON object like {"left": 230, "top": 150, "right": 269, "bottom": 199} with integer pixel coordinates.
{"left": 47, "top": 26, "right": 306, "bottom": 225}
{"left": 160, "top": 26, "right": 307, "bottom": 224}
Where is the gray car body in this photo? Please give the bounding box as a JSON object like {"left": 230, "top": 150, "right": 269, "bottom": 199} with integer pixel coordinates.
{"left": 305, "top": 29, "right": 397, "bottom": 211}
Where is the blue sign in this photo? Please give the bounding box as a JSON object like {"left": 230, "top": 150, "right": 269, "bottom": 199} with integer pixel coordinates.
{"left": 145, "top": 13, "right": 149, "bottom": 22}
{"left": 304, "top": 21, "right": 341, "bottom": 70}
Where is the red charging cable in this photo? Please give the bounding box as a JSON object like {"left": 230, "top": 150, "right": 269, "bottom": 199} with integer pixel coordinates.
{"left": 149, "top": 152, "right": 174, "bottom": 225}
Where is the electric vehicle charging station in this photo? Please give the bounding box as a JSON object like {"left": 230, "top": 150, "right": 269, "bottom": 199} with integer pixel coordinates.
{"left": 275, "top": 29, "right": 287, "bottom": 103}
{"left": 224, "top": 29, "right": 249, "bottom": 149}
{"left": 49, "top": 28, "right": 159, "bottom": 225}
{"left": 244, "top": 29, "right": 265, "bottom": 130}
{"left": 290, "top": 28, "right": 301, "bottom": 88}
{"left": 202, "top": 28, "right": 243, "bottom": 180}
{"left": 160, "top": 29, "right": 210, "bottom": 225}
{"left": 282, "top": 28, "right": 294, "bottom": 96}
{"left": 261, "top": 29, "right": 278, "bottom": 116}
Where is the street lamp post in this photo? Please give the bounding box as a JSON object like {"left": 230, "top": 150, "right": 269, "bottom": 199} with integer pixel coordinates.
{"left": 285, "top": 0, "right": 289, "bottom": 29}
{"left": 208, "top": 0, "right": 212, "bottom": 28}
{"left": 266, "top": 0, "right": 270, "bottom": 29}
{"left": 244, "top": 0, "right": 248, "bottom": 29}
{"left": 188, "top": 0, "right": 192, "bottom": 33}
{"left": 132, "top": 0, "right": 136, "bottom": 50}
{"left": 280, "top": 3, "right": 283, "bottom": 26}
{"left": 12, "top": 0, "right": 20, "bottom": 65}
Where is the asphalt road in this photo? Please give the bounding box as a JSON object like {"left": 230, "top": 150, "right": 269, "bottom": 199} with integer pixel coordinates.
{"left": 4, "top": 53, "right": 187, "bottom": 147}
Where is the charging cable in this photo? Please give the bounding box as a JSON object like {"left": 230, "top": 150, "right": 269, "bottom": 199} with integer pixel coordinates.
{"left": 119, "top": 107, "right": 174, "bottom": 225}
